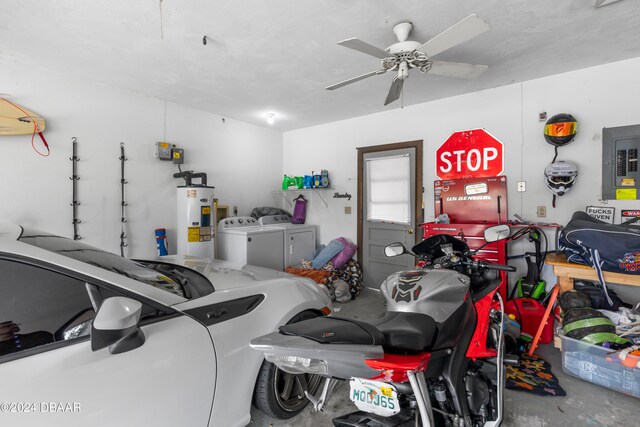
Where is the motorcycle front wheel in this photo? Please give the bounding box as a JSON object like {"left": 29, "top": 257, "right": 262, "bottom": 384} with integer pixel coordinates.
{"left": 252, "top": 310, "right": 324, "bottom": 419}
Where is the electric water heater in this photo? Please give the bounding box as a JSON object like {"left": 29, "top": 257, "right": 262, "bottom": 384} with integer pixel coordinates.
{"left": 176, "top": 184, "right": 216, "bottom": 259}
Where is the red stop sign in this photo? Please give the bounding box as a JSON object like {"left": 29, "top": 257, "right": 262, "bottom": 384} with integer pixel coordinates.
{"left": 435, "top": 129, "right": 504, "bottom": 180}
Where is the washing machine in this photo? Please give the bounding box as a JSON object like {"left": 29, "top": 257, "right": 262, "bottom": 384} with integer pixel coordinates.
{"left": 258, "top": 215, "right": 317, "bottom": 268}
{"left": 217, "top": 216, "right": 284, "bottom": 271}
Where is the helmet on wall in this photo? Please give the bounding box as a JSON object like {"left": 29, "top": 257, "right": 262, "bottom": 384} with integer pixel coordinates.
{"left": 544, "top": 161, "right": 578, "bottom": 196}
{"left": 544, "top": 113, "right": 577, "bottom": 147}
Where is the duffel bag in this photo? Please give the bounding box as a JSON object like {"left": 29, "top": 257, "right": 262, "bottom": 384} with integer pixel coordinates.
{"left": 559, "top": 211, "right": 640, "bottom": 305}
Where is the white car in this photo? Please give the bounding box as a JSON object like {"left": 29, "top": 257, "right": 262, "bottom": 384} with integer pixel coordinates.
{"left": 0, "top": 224, "right": 332, "bottom": 427}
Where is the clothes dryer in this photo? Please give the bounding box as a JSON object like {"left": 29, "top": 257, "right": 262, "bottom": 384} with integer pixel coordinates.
{"left": 258, "top": 215, "right": 317, "bottom": 268}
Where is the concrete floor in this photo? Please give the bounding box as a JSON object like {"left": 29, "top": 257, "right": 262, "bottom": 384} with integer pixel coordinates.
{"left": 249, "top": 288, "right": 639, "bottom": 427}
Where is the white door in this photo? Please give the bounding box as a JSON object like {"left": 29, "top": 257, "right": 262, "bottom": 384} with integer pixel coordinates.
{"left": 361, "top": 147, "right": 419, "bottom": 288}
{"left": 0, "top": 259, "right": 216, "bottom": 427}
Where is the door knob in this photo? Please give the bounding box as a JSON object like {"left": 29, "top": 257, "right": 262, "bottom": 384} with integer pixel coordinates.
{"left": 407, "top": 228, "right": 414, "bottom": 235}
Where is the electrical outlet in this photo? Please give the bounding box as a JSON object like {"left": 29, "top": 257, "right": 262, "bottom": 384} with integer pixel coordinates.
{"left": 517, "top": 181, "right": 526, "bottom": 192}
{"left": 344, "top": 206, "right": 352, "bottom": 215}
{"left": 537, "top": 206, "right": 546, "bottom": 218}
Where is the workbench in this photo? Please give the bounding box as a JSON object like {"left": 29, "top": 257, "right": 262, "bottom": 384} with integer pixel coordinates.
{"left": 545, "top": 252, "right": 640, "bottom": 293}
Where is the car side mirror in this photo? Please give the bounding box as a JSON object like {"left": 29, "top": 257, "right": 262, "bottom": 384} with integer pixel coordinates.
{"left": 384, "top": 242, "right": 407, "bottom": 257}
{"left": 91, "top": 297, "right": 145, "bottom": 355}
{"left": 483, "top": 224, "right": 510, "bottom": 243}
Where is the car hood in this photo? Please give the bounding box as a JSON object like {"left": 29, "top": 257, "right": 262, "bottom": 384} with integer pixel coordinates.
{"left": 158, "top": 255, "right": 314, "bottom": 291}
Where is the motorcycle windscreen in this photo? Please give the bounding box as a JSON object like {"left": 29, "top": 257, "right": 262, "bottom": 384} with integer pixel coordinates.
{"left": 412, "top": 234, "right": 469, "bottom": 259}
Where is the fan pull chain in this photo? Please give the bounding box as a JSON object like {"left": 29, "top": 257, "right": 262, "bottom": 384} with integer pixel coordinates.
{"left": 69, "top": 137, "right": 82, "bottom": 240}
{"left": 119, "top": 142, "right": 128, "bottom": 256}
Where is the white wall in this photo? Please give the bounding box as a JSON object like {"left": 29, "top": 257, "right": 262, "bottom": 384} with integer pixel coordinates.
{"left": 1, "top": 60, "right": 282, "bottom": 259}
{"left": 284, "top": 57, "right": 640, "bottom": 299}
{"left": 284, "top": 56, "right": 640, "bottom": 244}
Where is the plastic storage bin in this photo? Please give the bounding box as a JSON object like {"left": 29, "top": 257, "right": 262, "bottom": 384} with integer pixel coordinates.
{"left": 560, "top": 332, "right": 640, "bottom": 398}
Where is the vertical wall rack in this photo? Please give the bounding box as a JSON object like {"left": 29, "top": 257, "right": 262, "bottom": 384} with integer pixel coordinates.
{"left": 119, "top": 142, "right": 128, "bottom": 256}
{"left": 70, "top": 137, "right": 82, "bottom": 240}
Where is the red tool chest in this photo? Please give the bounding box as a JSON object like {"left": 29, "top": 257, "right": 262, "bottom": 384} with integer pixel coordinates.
{"left": 422, "top": 176, "right": 509, "bottom": 297}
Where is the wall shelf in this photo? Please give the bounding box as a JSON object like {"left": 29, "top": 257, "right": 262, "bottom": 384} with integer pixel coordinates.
{"left": 272, "top": 188, "right": 333, "bottom": 208}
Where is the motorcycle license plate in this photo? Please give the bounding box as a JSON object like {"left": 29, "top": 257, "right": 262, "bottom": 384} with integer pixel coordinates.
{"left": 349, "top": 378, "right": 400, "bottom": 417}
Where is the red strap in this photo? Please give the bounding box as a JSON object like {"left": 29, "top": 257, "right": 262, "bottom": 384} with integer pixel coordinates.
{"left": 38, "top": 132, "right": 49, "bottom": 151}
{"left": 32, "top": 131, "right": 50, "bottom": 156}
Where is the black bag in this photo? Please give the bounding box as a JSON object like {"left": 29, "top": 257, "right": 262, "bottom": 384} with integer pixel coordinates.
{"left": 560, "top": 211, "right": 640, "bottom": 273}
{"left": 573, "top": 280, "right": 630, "bottom": 311}
{"left": 559, "top": 211, "right": 640, "bottom": 305}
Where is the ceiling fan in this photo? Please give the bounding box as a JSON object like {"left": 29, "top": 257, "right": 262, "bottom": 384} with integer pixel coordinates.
{"left": 326, "top": 14, "right": 491, "bottom": 106}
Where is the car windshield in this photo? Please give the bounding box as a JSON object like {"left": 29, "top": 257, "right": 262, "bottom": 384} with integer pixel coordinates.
{"left": 19, "top": 228, "right": 189, "bottom": 298}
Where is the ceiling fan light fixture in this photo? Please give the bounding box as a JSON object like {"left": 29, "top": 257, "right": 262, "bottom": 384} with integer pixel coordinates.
{"left": 397, "top": 62, "right": 410, "bottom": 80}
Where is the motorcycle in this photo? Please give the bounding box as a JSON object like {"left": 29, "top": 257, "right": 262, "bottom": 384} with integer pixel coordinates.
{"left": 250, "top": 225, "right": 517, "bottom": 427}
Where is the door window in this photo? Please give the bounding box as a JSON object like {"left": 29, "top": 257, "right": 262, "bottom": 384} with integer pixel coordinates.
{"left": 0, "top": 260, "right": 95, "bottom": 358}
{"left": 365, "top": 154, "right": 411, "bottom": 224}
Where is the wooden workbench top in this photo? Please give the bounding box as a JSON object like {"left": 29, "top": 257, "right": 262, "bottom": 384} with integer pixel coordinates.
{"left": 545, "top": 252, "right": 590, "bottom": 268}
{"left": 546, "top": 252, "right": 640, "bottom": 288}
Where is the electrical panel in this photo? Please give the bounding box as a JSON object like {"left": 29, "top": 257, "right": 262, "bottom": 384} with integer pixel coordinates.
{"left": 602, "top": 124, "right": 640, "bottom": 200}
{"left": 155, "top": 141, "right": 174, "bottom": 160}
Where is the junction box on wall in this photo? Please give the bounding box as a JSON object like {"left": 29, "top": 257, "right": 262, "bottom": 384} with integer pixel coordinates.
{"left": 156, "top": 141, "right": 184, "bottom": 164}
{"left": 602, "top": 124, "right": 640, "bottom": 200}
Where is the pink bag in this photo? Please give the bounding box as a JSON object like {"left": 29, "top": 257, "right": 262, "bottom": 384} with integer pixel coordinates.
{"left": 331, "top": 237, "right": 357, "bottom": 269}
{"left": 292, "top": 195, "right": 307, "bottom": 224}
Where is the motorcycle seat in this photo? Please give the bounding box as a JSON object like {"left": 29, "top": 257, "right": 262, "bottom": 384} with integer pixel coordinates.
{"left": 279, "top": 316, "right": 384, "bottom": 345}
{"left": 370, "top": 311, "right": 437, "bottom": 352}
{"left": 278, "top": 312, "right": 437, "bottom": 352}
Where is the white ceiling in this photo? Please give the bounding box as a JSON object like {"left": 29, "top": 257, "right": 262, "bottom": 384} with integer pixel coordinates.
{"left": 2, "top": 0, "right": 640, "bottom": 131}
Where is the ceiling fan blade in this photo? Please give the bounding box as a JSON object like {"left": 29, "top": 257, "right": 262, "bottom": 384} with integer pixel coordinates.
{"left": 417, "top": 14, "right": 490, "bottom": 57}
{"left": 384, "top": 77, "right": 404, "bottom": 106}
{"left": 338, "top": 38, "right": 390, "bottom": 59}
{"left": 428, "top": 61, "right": 488, "bottom": 79}
{"left": 325, "top": 69, "right": 386, "bottom": 90}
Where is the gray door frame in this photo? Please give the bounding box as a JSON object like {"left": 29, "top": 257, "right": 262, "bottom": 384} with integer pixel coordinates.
{"left": 357, "top": 140, "right": 423, "bottom": 285}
